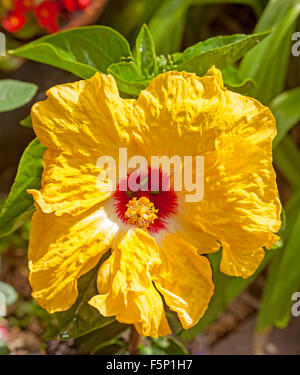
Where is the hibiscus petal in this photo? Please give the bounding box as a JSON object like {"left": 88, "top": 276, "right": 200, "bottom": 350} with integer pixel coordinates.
{"left": 152, "top": 233, "right": 214, "bottom": 329}
{"left": 31, "top": 72, "right": 132, "bottom": 154}
{"left": 89, "top": 229, "right": 171, "bottom": 338}
{"left": 220, "top": 243, "right": 265, "bottom": 278}
{"left": 28, "top": 149, "right": 113, "bottom": 216}
{"left": 133, "top": 68, "right": 276, "bottom": 158}
{"left": 165, "top": 216, "right": 220, "bottom": 254}
{"left": 134, "top": 70, "right": 224, "bottom": 157}
{"left": 204, "top": 66, "right": 276, "bottom": 153}
{"left": 30, "top": 73, "right": 137, "bottom": 216}
{"left": 29, "top": 204, "right": 118, "bottom": 313}
{"left": 181, "top": 135, "right": 281, "bottom": 278}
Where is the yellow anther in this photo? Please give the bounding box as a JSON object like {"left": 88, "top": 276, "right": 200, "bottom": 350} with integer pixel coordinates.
{"left": 125, "top": 196, "right": 158, "bottom": 229}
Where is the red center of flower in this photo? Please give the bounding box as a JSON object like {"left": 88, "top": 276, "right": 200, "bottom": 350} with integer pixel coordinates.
{"left": 113, "top": 168, "right": 178, "bottom": 233}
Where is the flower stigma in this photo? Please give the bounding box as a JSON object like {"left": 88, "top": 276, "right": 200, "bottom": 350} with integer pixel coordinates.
{"left": 125, "top": 196, "right": 158, "bottom": 229}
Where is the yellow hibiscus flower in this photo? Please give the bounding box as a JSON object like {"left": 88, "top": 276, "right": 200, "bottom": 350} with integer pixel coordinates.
{"left": 27, "top": 67, "right": 281, "bottom": 338}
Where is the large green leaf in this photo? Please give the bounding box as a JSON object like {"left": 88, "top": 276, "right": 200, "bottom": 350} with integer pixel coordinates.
{"left": 256, "top": 192, "right": 300, "bottom": 331}
{"left": 48, "top": 258, "right": 114, "bottom": 340}
{"left": 76, "top": 321, "right": 128, "bottom": 354}
{"left": 0, "top": 138, "right": 45, "bottom": 238}
{"left": 149, "top": 0, "right": 193, "bottom": 55}
{"left": 10, "top": 26, "right": 132, "bottom": 79}
{"left": 91, "top": 339, "right": 126, "bottom": 355}
{"left": 192, "top": 0, "right": 265, "bottom": 16}
{"left": 270, "top": 84, "right": 300, "bottom": 188}
{"left": 222, "top": 65, "right": 256, "bottom": 95}
{"left": 240, "top": 0, "right": 300, "bottom": 104}
{"left": 107, "top": 61, "right": 150, "bottom": 96}
{"left": 274, "top": 136, "right": 300, "bottom": 190}
{"left": 0, "top": 80, "right": 37, "bottom": 112}
{"left": 271, "top": 87, "right": 300, "bottom": 148}
{"left": 135, "top": 24, "right": 158, "bottom": 77}
{"left": 270, "top": 83, "right": 300, "bottom": 189}
{"left": 181, "top": 249, "right": 276, "bottom": 340}
{"left": 173, "top": 32, "right": 270, "bottom": 76}
{"left": 113, "top": 0, "right": 161, "bottom": 42}
{"left": 149, "top": 0, "right": 266, "bottom": 56}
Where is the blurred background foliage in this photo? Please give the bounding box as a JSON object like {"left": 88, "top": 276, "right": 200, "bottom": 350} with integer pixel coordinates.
{"left": 0, "top": 0, "right": 299, "bottom": 355}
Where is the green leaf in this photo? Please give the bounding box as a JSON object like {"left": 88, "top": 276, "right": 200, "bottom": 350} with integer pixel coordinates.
{"left": 157, "top": 337, "right": 188, "bottom": 355}
{"left": 181, "top": 249, "right": 276, "bottom": 340}
{"left": 107, "top": 61, "right": 150, "bottom": 96}
{"left": 135, "top": 24, "right": 158, "bottom": 77}
{"left": 140, "top": 337, "right": 188, "bottom": 355}
{"left": 174, "top": 32, "right": 270, "bottom": 76}
{"left": 222, "top": 65, "right": 256, "bottom": 95}
{"left": 10, "top": 26, "right": 132, "bottom": 79}
{"left": 49, "top": 257, "right": 114, "bottom": 340}
{"left": 270, "top": 87, "right": 300, "bottom": 148}
{"left": 240, "top": 0, "right": 300, "bottom": 104}
{"left": 166, "top": 311, "right": 183, "bottom": 335}
{"left": 0, "top": 80, "right": 37, "bottom": 112}
{"left": 113, "top": 0, "right": 161, "bottom": 42}
{"left": 76, "top": 321, "right": 128, "bottom": 354}
{"left": 0, "top": 220, "right": 30, "bottom": 254}
{"left": 0, "top": 340, "right": 10, "bottom": 355}
{"left": 0, "top": 138, "right": 45, "bottom": 238}
{"left": 20, "top": 115, "right": 33, "bottom": 128}
{"left": 274, "top": 136, "right": 300, "bottom": 190}
{"left": 148, "top": 0, "right": 193, "bottom": 55}
{"left": 91, "top": 339, "right": 126, "bottom": 355}
{"left": 192, "top": 0, "right": 265, "bottom": 16}
{"left": 0, "top": 281, "right": 18, "bottom": 305}
{"left": 256, "top": 192, "right": 300, "bottom": 331}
